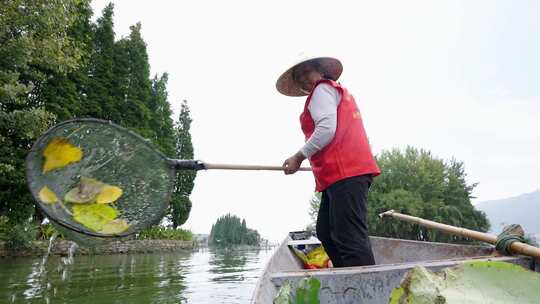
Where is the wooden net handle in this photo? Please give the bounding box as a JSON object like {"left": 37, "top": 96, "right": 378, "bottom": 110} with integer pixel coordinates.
{"left": 204, "top": 163, "right": 312, "bottom": 171}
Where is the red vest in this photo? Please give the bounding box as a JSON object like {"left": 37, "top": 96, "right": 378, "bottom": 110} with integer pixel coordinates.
{"left": 300, "top": 80, "right": 380, "bottom": 191}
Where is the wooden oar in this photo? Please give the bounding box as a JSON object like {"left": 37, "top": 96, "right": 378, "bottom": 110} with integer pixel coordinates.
{"left": 379, "top": 209, "right": 540, "bottom": 260}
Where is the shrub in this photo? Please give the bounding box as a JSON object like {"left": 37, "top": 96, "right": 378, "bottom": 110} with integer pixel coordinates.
{"left": 37, "top": 223, "right": 63, "bottom": 240}
{"left": 137, "top": 225, "right": 192, "bottom": 241}
{"left": 0, "top": 216, "right": 9, "bottom": 241}
{"left": 6, "top": 221, "right": 38, "bottom": 250}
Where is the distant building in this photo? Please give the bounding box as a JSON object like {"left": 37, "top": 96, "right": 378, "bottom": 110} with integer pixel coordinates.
{"left": 194, "top": 234, "right": 209, "bottom": 247}
{"left": 259, "top": 238, "right": 279, "bottom": 249}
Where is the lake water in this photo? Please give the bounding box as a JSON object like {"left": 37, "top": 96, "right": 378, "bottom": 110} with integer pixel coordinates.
{"left": 0, "top": 247, "right": 275, "bottom": 304}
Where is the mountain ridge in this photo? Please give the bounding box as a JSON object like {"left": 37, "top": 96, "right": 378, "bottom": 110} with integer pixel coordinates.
{"left": 475, "top": 189, "right": 540, "bottom": 234}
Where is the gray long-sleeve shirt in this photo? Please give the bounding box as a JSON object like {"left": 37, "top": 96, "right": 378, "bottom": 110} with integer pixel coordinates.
{"left": 300, "top": 83, "right": 342, "bottom": 158}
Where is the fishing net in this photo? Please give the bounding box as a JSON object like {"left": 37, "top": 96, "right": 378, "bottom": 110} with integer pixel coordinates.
{"left": 26, "top": 119, "right": 175, "bottom": 238}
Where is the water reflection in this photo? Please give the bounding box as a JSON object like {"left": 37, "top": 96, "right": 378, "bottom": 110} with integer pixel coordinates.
{"left": 0, "top": 247, "right": 275, "bottom": 304}
{"left": 2, "top": 253, "right": 192, "bottom": 304}
{"left": 208, "top": 248, "right": 252, "bottom": 282}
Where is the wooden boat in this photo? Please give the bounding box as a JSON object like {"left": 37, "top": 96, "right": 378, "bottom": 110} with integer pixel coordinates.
{"left": 251, "top": 233, "right": 540, "bottom": 303}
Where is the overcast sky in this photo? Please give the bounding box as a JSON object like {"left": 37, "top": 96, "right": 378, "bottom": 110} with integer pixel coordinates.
{"left": 91, "top": 0, "right": 540, "bottom": 241}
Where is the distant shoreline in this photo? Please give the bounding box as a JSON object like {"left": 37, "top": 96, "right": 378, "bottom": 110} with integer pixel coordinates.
{"left": 0, "top": 239, "right": 195, "bottom": 257}
{"left": 203, "top": 244, "right": 276, "bottom": 252}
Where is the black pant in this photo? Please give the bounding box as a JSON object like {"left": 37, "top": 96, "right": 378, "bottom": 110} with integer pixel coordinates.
{"left": 316, "top": 174, "right": 375, "bottom": 267}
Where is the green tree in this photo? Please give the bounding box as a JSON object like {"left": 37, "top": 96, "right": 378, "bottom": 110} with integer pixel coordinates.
{"left": 170, "top": 101, "right": 196, "bottom": 228}
{"left": 112, "top": 23, "right": 154, "bottom": 138}
{"left": 84, "top": 3, "right": 116, "bottom": 120}
{"left": 209, "top": 214, "right": 260, "bottom": 246}
{"left": 0, "top": 0, "right": 89, "bottom": 226}
{"left": 84, "top": 4, "right": 175, "bottom": 154}
{"left": 40, "top": 0, "right": 94, "bottom": 121}
{"left": 149, "top": 73, "right": 175, "bottom": 156}
{"left": 367, "top": 147, "right": 490, "bottom": 243}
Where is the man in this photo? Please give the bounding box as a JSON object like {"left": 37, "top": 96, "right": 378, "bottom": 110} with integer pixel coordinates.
{"left": 278, "top": 57, "right": 380, "bottom": 267}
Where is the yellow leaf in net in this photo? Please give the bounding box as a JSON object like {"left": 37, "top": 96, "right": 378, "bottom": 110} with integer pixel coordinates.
{"left": 64, "top": 177, "right": 104, "bottom": 203}
{"left": 96, "top": 185, "right": 123, "bottom": 204}
{"left": 38, "top": 186, "right": 59, "bottom": 204}
{"left": 99, "top": 219, "right": 130, "bottom": 234}
{"left": 42, "top": 138, "right": 83, "bottom": 173}
{"left": 65, "top": 188, "right": 94, "bottom": 203}
{"left": 72, "top": 204, "right": 118, "bottom": 232}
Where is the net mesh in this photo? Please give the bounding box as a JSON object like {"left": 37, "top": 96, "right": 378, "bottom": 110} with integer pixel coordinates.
{"left": 26, "top": 119, "right": 175, "bottom": 237}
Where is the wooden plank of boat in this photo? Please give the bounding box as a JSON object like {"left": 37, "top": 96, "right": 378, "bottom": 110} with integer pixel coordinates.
{"left": 251, "top": 234, "right": 539, "bottom": 304}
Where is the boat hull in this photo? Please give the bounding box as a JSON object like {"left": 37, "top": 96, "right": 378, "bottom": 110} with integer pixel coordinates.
{"left": 251, "top": 236, "right": 539, "bottom": 303}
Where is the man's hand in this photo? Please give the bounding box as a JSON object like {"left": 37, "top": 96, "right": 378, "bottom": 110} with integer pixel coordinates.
{"left": 282, "top": 151, "right": 306, "bottom": 175}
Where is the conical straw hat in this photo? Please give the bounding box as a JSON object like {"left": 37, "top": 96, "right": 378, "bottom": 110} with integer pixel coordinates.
{"left": 276, "top": 56, "right": 343, "bottom": 97}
